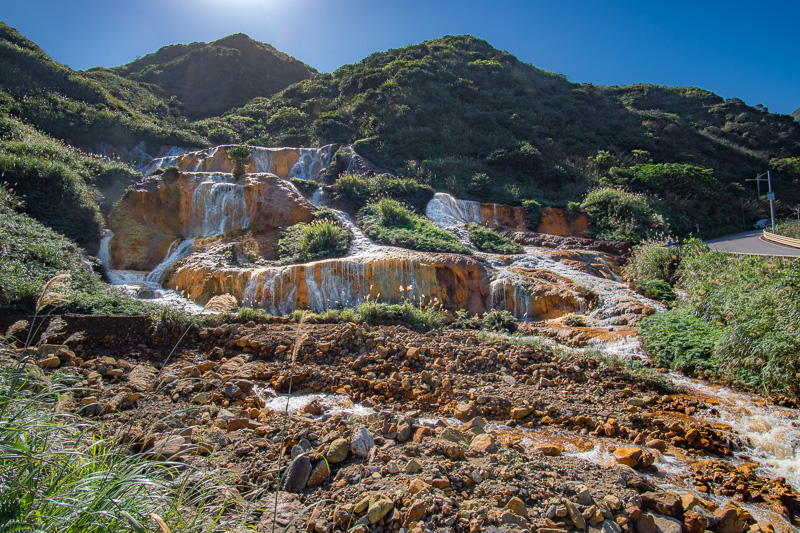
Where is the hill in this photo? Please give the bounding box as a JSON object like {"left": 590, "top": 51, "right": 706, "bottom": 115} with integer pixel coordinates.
{"left": 202, "top": 35, "right": 800, "bottom": 238}
{"left": 0, "top": 22, "right": 202, "bottom": 149}
{"left": 793, "top": 107, "right": 800, "bottom": 121}
{"left": 109, "top": 33, "right": 317, "bottom": 119}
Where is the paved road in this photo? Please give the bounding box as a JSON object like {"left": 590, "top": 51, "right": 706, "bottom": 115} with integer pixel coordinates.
{"left": 705, "top": 230, "right": 800, "bottom": 257}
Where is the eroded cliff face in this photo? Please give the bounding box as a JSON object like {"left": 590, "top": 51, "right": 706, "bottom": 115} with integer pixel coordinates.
{"left": 167, "top": 251, "right": 491, "bottom": 315}
{"left": 109, "top": 171, "right": 314, "bottom": 270}
{"left": 536, "top": 207, "right": 589, "bottom": 237}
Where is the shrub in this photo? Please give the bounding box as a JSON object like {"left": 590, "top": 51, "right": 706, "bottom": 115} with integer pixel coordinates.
{"left": 623, "top": 238, "right": 682, "bottom": 285}
{"left": 452, "top": 309, "right": 484, "bottom": 330}
{"left": 637, "top": 279, "right": 676, "bottom": 302}
{"left": 581, "top": 187, "right": 668, "bottom": 243}
{"left": 775, "top": 219, "right": 800, "bottom": 239}
{"left": 562, "top": 313, "right": 586, "bottom": 327}
{"left": 359, "top": 198, "right": 471, "bottom": 254}
{"left": 335, "top": 173, "right": 434, "bottom": 210}
{"left": 639, "top": 308, "right": 722, "bottom": 374}
{"left": 481, "top": 309, "right": 518, "bottom": 333}
{"left": 226, "top": 144, "right": 251, "bottom": 176}
{"left": 277, "top": 219, "right": 352, "bottom": 264}
{"left": 357, "top": 300, "right": 445, "bottom": 331}
{"left": 467, "top": 223, "right": 523, "bottom": 254}
{"left": 521, "top": 199, "right": 543, "bottom": 228}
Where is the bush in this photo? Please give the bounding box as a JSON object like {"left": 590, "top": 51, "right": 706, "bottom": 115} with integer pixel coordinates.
{"left": 775, "top": 219, "right": 800, "bottom": 239}
{"left": 581, "top": 187, "right": 668, "bottom": 243}
{"left": 467, "top": 223, "right": 523, "bottom": 254}
{"left": 639, "top": 308, "right": 722, "bottom": 374}
{"left": 623, "top": 238, "right": 682, "bottom": 285}
{"left": 637, "top": 279, "right": 676, "bottom": 302}
{"left": 359, "top": 198, "right": 471, "bottom": 254}
{"left": 277, "top": 219, "right": 352, "bottom": 264}
{"left": 356, "top": 300, "right": 445, "bottom": 331}
{"left": 226, "top": 144, "right": 251, "bottom": 176}
{"left": 562, "top": 313, "right": 586, "bottom": 327}
{"left": 335, "top": 173, "right": 434, "bottom": 211}
{"left": 521, "top": 199, "right": 543, "bottom": 228}
{"left": 452, "top": 309, "right": 484, "bottom": 329}
{"left": 481, "top": 309, "right": 518, "bottom": 333}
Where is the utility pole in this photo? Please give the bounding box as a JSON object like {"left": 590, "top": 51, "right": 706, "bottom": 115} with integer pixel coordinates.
{"left": 746, "top": 171, "right": 776, "bottom": 232}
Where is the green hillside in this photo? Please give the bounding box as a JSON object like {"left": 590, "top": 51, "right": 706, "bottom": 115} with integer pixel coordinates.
{"left": 208, "top": 35, "right": 800, "bottom": 238}
{"left": 0, "top": 22, "right": 202, "bottom": 149}
{"left": 110, "top": 33, "right": 317, "bottom": 119}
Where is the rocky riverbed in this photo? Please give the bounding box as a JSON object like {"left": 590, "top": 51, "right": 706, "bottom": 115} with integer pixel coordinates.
{"left": 10, "top": 319, "right": 800, "bottom": 533}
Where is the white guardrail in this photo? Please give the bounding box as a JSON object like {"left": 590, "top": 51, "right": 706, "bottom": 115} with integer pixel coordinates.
{"left": 762, "top": 230, "right": 800, "bottom": 249}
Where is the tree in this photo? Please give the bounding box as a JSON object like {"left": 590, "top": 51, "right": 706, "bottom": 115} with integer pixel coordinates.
{"left": 227, "top": 145, "right": 251, "bottom": 177}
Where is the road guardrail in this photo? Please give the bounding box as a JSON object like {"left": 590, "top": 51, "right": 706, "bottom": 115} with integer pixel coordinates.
{"left": 762, "top": 230, "right": 800, "bottom": 250}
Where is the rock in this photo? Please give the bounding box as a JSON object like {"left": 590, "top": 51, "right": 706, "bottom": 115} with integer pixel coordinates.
{"left": 128, "top": 364, "right": 158, "bottom": 392}
{"left": 598, "top": 520, "right": 622, "bottom": 533}
{"left": 643, "top": 491, "right": 682, "bottom": 518}
{"left": 80, "top": 402, "right": 103, "bottom": 417}
{"left": 37, "top": 355, "right": 61, "bottom": 368}
{"left": 55, "top": 391, "right": 77, "bottom": 413}
{"left": 460, "top": 416, "right": 487, "bottom": 432}
{"left": 714, "top": 503, "right": 745, "bottom": 533}
{"left": 439, "top": 427, "right": 469, "bottom": 447}
{"left": 636, "top": 513, "right": 657, "bottom": 533}
{"left": 404, "top": 458, "right": 422, "bottom": 474}
{"left": 201, "top": 429, "right": 228, "bottom": 452}
{"left": 282, "top": 455, "right": 312, "bottom": 493}
{"left": 534, "top": 444, "right": 563, "bottom": 457}
{"left": 453, "top": 401, "right": 478, "bottom": 421}
{"left": 404, "top": 500, "right": 428, "bottom": 527}
{"left": 349, "top": 426, "right": 374, "bottom": 457}
{"left": 501, "top": 510, "right": 529, "bottom": 526}
{"left": 613, "top": 447, "right": 642, "bottom": 468}
{"left": 565, "top": 499, "right": 585, "bottom": 530}
{"left": 683, "top": 510, "right": 708, "bottom": 533}
{"left": 354, "top": 497, "right": 370, "bottom": 515}
{"left": 224, "top": 384, "right": 242, "bottom": 398}
{"left": 575, "top": 487, "right": 593, "bottom": 506}
{"left": 511, "top": 406, "right": 535, "bottom": 419}
{"left": 302, "top": 399, "right": 324, "bottom": 415}
{"left": 506, "top": 496, "right": 528, "bottom": 518}
{"left": 646, "top": 439, "right": 667, "bottom": 451}
{"left": 651, "top": 514, "right": 682, "bottom": 533}
{"left": 396, "top": 421, "right": 413, "bottom": 443}
{"left": 367, "top": 498, "right": 393, "bottom": 524}
{"left": 469, "top": 433, "right": 496, "bottom": 454}
{"left": 148, "top": 436, "right": 187, "bottom": 460}
{"left": 326, "top": 438, "right": 349, "bottom": 463}
{"left": 409, "top": 478, "right": 430, "bottom": 494}
{"left": 306, "top": 460, "right": 330, "bottom": 487}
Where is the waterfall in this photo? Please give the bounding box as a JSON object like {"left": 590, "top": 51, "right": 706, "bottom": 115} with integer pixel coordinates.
{"left": 425, "top": 192, "right": 483, "bottom": 229}
{"left": 145, "top": 239, "right": 196, "bottom": 284}
{"left": 185, "top": 173, "right": 249, "bottom": 237}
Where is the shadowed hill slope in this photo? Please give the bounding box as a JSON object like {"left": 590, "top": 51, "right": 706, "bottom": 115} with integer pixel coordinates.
{"left": 110, "top": 33, "right": 317, "bottom": 119}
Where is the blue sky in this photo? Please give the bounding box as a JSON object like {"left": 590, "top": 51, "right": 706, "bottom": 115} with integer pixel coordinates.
{"left": 3, "top": 0, "right": 798, "bottom": 114}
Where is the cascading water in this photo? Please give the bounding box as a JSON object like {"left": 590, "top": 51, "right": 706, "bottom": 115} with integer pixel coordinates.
{"left": 309, "top": 187, "right": 383, "bottom": 256}
{"left": 99, "top": 230, "right": 205, "bottom": 313}
{"left": 184, "top": 173, "right": 249, "bottom": 237}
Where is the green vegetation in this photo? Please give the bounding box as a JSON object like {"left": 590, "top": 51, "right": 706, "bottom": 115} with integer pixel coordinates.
{"left": 335, "top": 173, "right": 434, "bottom": 211}
{"left": 358, "top": 198, "right": 471, "bottom": 254}
{"left": 775, "top": 219, "right": 800, "bottom": 239}
{"left": 0, "top": 336, "right": 242, "bottom": 532}
{"left": 226, "top": 144, "right": 251, "bottom": 176}
{"left": 452, "top": 309, "right": 519, "bottom": 332}
{"left": 467, "top": 223, "right": 523, "bottom": 254}
{"left": 356, "top": 300, "right": 446, "bottom": 331}
{"left": 635, "top": 239, "right": 800, "bottom": 394}
{"left": 580, "top": 187, "right": 668, "bottom": 242}
{"left": 110, "top": 33, "right": 316, "bottom": 119}
{"left": 0, "top": 185, "right": 156, "bottom": 315}
{"left": 562, "top": 313, "right": 587, "bottom": 327}
{"left": 0, "top": 116, "right": 140, "bottom": 246}
{"left": 277, "top": 210, "right": 352, "bottom": 265}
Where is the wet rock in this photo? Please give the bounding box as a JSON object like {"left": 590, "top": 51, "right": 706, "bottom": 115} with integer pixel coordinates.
{"left": 511, "top": 406, "right": 535, "bottom": 419}
{"left": 349, "top": 426, "right": 374, "bottom": 457}
{"left": 306, "top": 460, "right": 330, "bottom": 487}
{"left": 326, "top": 438, "right": 349, "bottom": 463}
{"left": 534, "top": 444, "right": 563, "bottom": 457}
{"left": 282, "top": 455, "right": 312, "bottom": 493}
{"left": 651, "top": 514, "right": 682, "bottom": 533}
{"left": 646, "top": 439, "right": 667, "bottom": 451}
{"left": 439, "top": 427, "right": 469, "bottom": 447}
{"left": 453, "top": 401, "right": 478, "bottom": 421}
{"left": 396, "top": 420, "right": 413, "bottom": 443}
{"left": 302, "top": 399, "right": 324, "bottom": 415}
{"left": 683, "top": 510, "right": 708, "bottom": 533}
{"left": 713, "top": 503, "right": 745, "bottom": 533}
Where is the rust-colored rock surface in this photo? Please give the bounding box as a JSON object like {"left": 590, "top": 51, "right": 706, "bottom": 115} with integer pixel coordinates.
{"left": 108, "top": 171, "right": 314, "bottom": 270}
{"left": 168, "top": 251, "right": 491, "bottom": 314}
{"left": 490, "top": 268, "right": 588, "bottom": 320}
{"left": 536, "top": 207, "right": 588, "bottom": 237}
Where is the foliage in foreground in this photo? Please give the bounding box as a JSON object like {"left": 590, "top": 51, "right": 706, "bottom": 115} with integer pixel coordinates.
{"left": 335, "top": 173, "right": 434, "bottom": 211}
{"left": 466, "top": 223, "right": 523, "bottom": 254}
{"left": 359, "top": 198, "right": 471, "bottom": 254}
{"left": 637, "top": 239, "right": 800, "bottom": 394}
{"left": 0, "top": 340, "right": 238, "bottom": 532}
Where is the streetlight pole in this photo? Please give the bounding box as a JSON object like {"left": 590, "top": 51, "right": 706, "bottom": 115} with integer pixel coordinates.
{"left": 746, "top": 171, "right": 776, "bottom": 232}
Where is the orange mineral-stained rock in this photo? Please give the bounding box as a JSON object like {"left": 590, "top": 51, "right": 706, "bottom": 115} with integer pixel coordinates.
{"left": 490, "top": 268, "right": 587, "bottom": 320}
{"left": 479, "top": 202, "right": 526, "bottom": 230}
{"left": 536, "top": 207, "right": 588, "bottom": 237}
{"left": 167, "top": 250, "right": 491, "bottom": 314}
{"left": 109, "top": 171, "right": 314, "bottom": 270}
